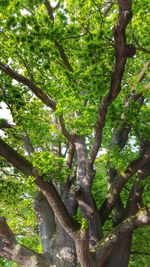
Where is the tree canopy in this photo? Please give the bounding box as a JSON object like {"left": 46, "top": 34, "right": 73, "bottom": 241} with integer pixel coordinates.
{"left": 0, "top": 0, "right": 150, "bottom": 267}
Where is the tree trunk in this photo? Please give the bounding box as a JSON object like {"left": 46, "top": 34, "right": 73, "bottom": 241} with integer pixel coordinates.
{"left": 56, "top": 224, "right": 77, "bottom": 267}
{"left": 34, "top": 191, "right": 56, "bottom": 257}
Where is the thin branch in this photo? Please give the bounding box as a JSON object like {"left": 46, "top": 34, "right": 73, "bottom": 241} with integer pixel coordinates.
{"left": 89, "top": 0, "right": 133, "bottom": 165}
{"left": 103, "top": 0, "right": 116, "bottom": 17}
{"left": 0, "top": 119, "right": 15, "bottom": 129}
{"left": 44, "top": 0, "right": 74, "bottom": 72}
{"left": 133, "top": 34, "right": 150, "bottom": 54}
{"left": 136, "top": 61, "right": 150, "bottom": 83}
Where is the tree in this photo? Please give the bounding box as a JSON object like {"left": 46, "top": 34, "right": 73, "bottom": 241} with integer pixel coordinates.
{"left": 0, "top": 0, "right": 150, "bottom": 266}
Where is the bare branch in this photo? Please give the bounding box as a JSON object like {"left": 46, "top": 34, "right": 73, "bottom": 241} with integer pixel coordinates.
{"left": 89, "top": 0, "right": 133, "bottom": 164}
{"left": 59, "top": 115, "right": 76, "bottom": 142}
{"left": 44, "top": 0, "right": 54, "bottom": 22}
{"left": 0, "top": 119, "right": 15, "bottom": 129}
{"left": 133, "top": 34, "right": 150, "bottom": 54}
{"left": 131, "top": 251, "right": 150, "bottom": 256}
{"left": 21, "top": 133, "right": 34, "bottom": 156}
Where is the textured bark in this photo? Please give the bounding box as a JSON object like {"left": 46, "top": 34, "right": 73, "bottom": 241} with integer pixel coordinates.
{"left": 34, "top": 192, "right": 56, "bottom": 260}
{"left": 75, "top": 230, "right": 95, "bottom": 267}
{"left": 55, "top": 182, "right": 77, "bottom": 267}
{"left": 103, "top": 233, "right": 132, "bottom": 267}
{"left": 56, "top": 224, "right": 77, "bottom": 267}
{"left": 0, "top": 218, "right": 50, "bottom": 267}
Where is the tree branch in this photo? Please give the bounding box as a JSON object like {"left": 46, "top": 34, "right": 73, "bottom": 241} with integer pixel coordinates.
{"left": 44, "top": 0, "right": 74, "bottom": 72}
{"left": 103, "top": 0, "right": 116, "bottom": 17}
{"left": 0, "top": 138, "right": 79, "bottom": 240}
{"left": 95, "top": 206, "right": 150, "bottom": 266}
{"left": 0, "top": 62, "right": 56, "bottom": 110}
{"left": 136, "top": 61, "right": 150, "bottom": 83}
{"left": 74, "top": 137, "right": 103, "bottom": 247}
{"left": 105, "top": 61, "right": 150, "bottom": 224}
{"left": 89, "top": 0, "right": 133, "bottom": 164}
{"left": 0, "top": 63, "right": 75, "bottom": 142}
{"left": 0, "top": 217, "right": 50, "bottom": 267}
{"left": 99, "top": 147, "right": 150, "bottom": 224}
{"left": 21, "top": 132, "right": 34, "bottom": 156}
{"left": 66, "top": 143, "right": 75, "bottom": 169}
{"left": 125, "top": 160, "right": 150, "bottom": 217}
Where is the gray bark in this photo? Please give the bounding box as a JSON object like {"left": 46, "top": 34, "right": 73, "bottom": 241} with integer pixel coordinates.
{"left": 34, "top": 191, "right": 56, "bottom": 262}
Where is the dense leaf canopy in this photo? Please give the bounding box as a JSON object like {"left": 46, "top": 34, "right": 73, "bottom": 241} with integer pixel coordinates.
{"left": 0, "top": 0, "right": 150, "bottom": 267}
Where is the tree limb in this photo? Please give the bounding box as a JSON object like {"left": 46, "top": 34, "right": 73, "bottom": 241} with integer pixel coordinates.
{"left": 0, "top": 138, "right": 79, "bottom": 240}
{"left": 125, "top": 159, "right": 150, "bottom": 217}
{"left": 95, "top": 206, "right": 150, "bottom": 266}
{"left": 89, "top": 0, "right": 133, "bottom": 164}
{"left": 0, "top": 63, "right": 75, "bottom": 142}
{"left": 99, "top": 146, "right": 150, "bottom": 224}
{"left": 0, "top": 62, "right": 56, "bottom": 110}
{"left": 0, "top": 217, "right": 50, "bottom": 267}
{"left": 103, "top": 0, "right": 116, "bottom": 16}
{"left": 44, "top": 0, "right": 74, "bottom": 72}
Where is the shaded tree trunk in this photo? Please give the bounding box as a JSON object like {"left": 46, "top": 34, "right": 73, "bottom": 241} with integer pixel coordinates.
{"left": 34, "top": 191, "right": 77, "bottom": 267}
{"left": 34, "top": 191, "right": 56, "bottom": 263}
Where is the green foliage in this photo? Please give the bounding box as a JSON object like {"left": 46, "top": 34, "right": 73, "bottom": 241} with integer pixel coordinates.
{"left": 0, "top": 0, "right": 150, "bottom": 266}
{"left": 32, "top": 151, "right": 71, "bottom": 181}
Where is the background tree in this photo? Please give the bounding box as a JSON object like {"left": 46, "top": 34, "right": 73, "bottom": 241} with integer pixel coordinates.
{"left": 0, "top": 0, "right": 150, "bottom": 266}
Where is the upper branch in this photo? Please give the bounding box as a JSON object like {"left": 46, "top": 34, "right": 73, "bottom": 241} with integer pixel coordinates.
{"left": 89, "top": 0, "right": 133, "bottom": 164}
{"left": 103, "top": 0, "right": 116, "bottom": 16}
{"left": 0, "top": 62, "right": 56, "bottom": 110}
{"left": 44, "top": 0, "right": 74, "bottom": 72}
{"left": 0, "top": 62, "right": 75, "bottom": 142}
{"left": 0, "top": 138, "right": 79, "bottom": 240}
{"left": 99, "top": 147, "right": 150, "bottom": 224}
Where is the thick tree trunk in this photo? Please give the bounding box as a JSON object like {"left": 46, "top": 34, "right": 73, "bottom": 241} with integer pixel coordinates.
{"left": 34, "top": 192, "right": 56, "bottom": 263}
{"left": 56, "top": 224, "right": 77, "bottom": 267}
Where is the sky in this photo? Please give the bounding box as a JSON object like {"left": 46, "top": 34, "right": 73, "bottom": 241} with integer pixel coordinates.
{"left": 0, "top": 102, "right": 13, "bottom": 123}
